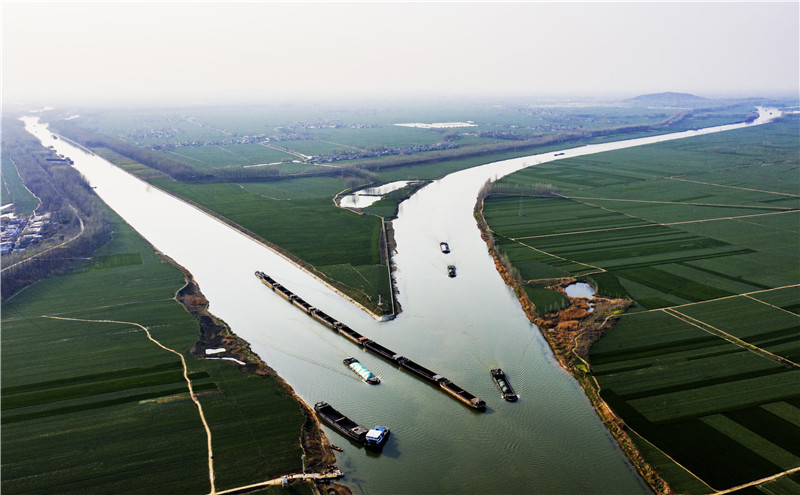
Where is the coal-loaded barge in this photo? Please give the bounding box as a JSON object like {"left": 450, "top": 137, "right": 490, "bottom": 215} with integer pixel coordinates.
{"left": 314, "top": 401, "right": 390, "bottom": 449}
{"left": 256, "top": 271, "right": 486, "bottom": 410}
{"left": 491, "top": 368, "right": 517, "bottom": 402}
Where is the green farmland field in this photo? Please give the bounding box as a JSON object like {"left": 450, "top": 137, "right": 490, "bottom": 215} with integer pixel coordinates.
{"left": 152, "top": 178, "right": 392, "bottom": 315}
{"left": 1, "top": 208, "right": 306, "bottom": 494}
{"left": 483, "top": 115, "right": 800, "bottom": 492}
{"left": 1, "top": 152, "right": 40, "bottom": 215}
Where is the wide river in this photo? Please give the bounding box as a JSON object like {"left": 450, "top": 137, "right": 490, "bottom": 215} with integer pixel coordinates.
{"left": 24, "top": 108, "right": 777, "bottom": 494}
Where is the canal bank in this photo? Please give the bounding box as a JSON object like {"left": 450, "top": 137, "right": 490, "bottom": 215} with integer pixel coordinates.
{"left": 22, "top": 109, "right": 778, "bottom": 494}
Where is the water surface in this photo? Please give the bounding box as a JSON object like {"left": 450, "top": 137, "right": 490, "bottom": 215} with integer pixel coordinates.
{"left": 23, "top": 108, "right": 777, "bottom": 494}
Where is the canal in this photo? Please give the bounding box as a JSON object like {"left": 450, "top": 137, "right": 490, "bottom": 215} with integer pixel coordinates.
{"left": 23, "top": 108, "right": 776, "bottom": 494}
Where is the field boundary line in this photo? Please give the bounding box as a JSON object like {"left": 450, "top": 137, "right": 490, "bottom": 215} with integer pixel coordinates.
{"left": 1, "top": 297, "right": 179, "bottom": 324}
{"left": 574, "top": 324, "right": 714, "bottom": 492}
{"left": 742, "top": 294, "right": 800, "bottom": 318}
{"left": 628, "top": 285, "right": 800, "bottom": 315}
{"left": 711, "top": 466, "right": 800, "bottom": 494}
{"left": 42, "top": 315, "right": 217, "bottom": 494}
{"left": 565, "top": 196, "right": 794, "bottom": 211}
{"left": 667, "top": 177, "right": 800, "bottom": 198}
{"left": 660, "top": 308, "right": 799, "bottom": 368}
{"left": 497, "top": 231, "right": 606, "bottom": 275}
{"left": 513, "top": 209, "right": 798, "bottom": 240}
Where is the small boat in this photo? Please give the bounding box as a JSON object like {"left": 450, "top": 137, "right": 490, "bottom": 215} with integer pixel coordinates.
{"left": 491, "top": 368, "right": 518, "bottom": 401}
{"left": 440, "top": 242, "right": 450, "bottom": 253}
{"left": 448, "top": 265, "right": 456, "bottom": 278}
{"left": 344, "top": 357, "right": 380, "bottom": 384}
{"left": 365, "top": 426, "right": 390, "bottom": 449}
{"left": 330, "top": 445, "right": 344, "bottom": 452}
{"left": 554, "top": 152, "right": 565, "bottom": 156}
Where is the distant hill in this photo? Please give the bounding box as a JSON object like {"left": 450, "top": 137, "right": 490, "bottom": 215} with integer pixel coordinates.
{"left": 627, "top": 92, "right": 711, "bottom": 108}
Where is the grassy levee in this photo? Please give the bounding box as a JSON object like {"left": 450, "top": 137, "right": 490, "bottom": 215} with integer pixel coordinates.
{"left": 1, "top": 208, "right": 309, "bottom": 494}
{"left": 481, "top": 115, "right": 800, "bottom": 493}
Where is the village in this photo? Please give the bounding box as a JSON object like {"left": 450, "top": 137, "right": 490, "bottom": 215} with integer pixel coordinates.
{"left": 0, "top": 208, "right": 52, "bottom": 256}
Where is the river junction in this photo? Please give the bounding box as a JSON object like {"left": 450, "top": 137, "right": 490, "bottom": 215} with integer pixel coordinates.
{"left": 23, "top": 107, "right": 778, "bottom": 494}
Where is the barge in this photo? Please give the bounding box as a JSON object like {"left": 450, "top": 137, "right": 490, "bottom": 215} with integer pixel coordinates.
{"left": 314, "top": 401, "right": 389, "bottom": 449}
{"left": 314, "top": 401, "right": 369, "bottom": 444}
{"left": 439, "top": 378, "right": 487, "bottom": 410}
{"left": 361, "top": 339, "right": 403, "bottom": 362}
{"left": 491, "top": 368, "right": 518, "bottom": 401}
{"left": 397, "top": 357, "right": 442, "bottom": 385}
{"left": 344, "top": 357, "right": 380, "bottom": 384}
{"left": 256, "top": 272, "right": 486, "bottom": 411}
{"left": 440, "top": 242, "right": 450, "bottom": 253}
{"left": 311, "top": 309, "right": 339, "bottom": 328}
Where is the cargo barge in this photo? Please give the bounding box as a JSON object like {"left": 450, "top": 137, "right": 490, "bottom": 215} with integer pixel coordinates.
{"left": 491, "top": 368, "right": 517, "bottom": 401}
{"left": 256, "top": 271, "right": 486, "bottom": 411}
{"left": 344, "top": 357, "right": 380, "bottom": 384}
{"left": 397, "top": 357, "right": 442, "bottom": 385}
{"left": 439, "top": 378, "right": 487, "bottom": 410}
{"left": 314, "top": 401, "right": 389, "bottom": 449}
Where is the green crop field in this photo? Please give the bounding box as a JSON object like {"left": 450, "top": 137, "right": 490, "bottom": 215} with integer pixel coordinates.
{"left": 152, "top": 178, "right": 392, "bottom": 315}
{"left": 1, "top": 208, "right": 307, "bottom": 494}
{"left": 1, "top": 152, "right": 40, "bottom": 215}
{"left": 483, "top": 114, "right": 800, "bottom": 492}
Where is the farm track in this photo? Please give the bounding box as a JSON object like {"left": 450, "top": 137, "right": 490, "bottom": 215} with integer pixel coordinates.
{"left": 660, "top": 307, "right": 799, "bottom": 368}
{"left": 711, "top": 466, "right": 800, "bottom": 494}
{"left": 42, "top": 315, "right": 217, "bottom": 494}
{"left": 637, "top": 284, "right": 800, "bottom": 314}
{"left": 667, "top": 177, "right": 800, "bottom": 198}
{"left": 510, "top": 206, "right": 798, "bottom": 242}
{"left": 565, "top": 196, "right": 794, "bottom": 211}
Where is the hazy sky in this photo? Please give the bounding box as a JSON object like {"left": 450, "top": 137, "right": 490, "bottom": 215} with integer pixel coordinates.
{"left": 3, "top": 2, "right": 799, "bottom": 105}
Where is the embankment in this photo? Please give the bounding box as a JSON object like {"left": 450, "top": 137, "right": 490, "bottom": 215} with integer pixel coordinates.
{"left": 167, "top": 253, "right": 349, "bottom": 494}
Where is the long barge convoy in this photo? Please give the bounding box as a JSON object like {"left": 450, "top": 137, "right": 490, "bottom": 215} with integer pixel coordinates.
{"left": 256, "top": 271, "right": 486, "bottom": 411}
{"left": 314, "top": 401, "right": 389, "bottom": 449}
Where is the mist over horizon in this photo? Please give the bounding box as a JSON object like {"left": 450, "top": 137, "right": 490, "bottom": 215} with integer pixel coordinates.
{"left": 3, "top": 2, "right": 798, "bottom": 109}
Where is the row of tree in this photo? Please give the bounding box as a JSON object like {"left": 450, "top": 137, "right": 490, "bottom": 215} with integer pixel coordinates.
{"left": 49, "top": 120, "right": 209, "bottom": 182}
{"left": 1, "top": 118, "right": 112, "bottom": 300}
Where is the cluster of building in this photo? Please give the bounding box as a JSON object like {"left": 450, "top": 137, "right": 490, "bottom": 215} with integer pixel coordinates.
{"left": 1, "top": 211, "right": 51, "bottom": 256}
{"left": 309, "top": 142, "right": 456, "bottom": 164}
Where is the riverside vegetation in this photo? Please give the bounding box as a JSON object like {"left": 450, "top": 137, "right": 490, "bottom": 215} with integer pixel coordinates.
{"left": 478, "top": 114, "right": 800, "bottom": 494}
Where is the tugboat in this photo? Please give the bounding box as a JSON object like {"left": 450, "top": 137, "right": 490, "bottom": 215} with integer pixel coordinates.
{"left": 491, "top": 368, "right": 518, "bottom": 401}
{"left": 448, "top": 265, "right": 457, "bottom": 278}
{"left": 365, "top": 426, "right": 390, "bottom": 449}
{"left": 343, "top": 357, "right": 380, "bottom": 384}
{"left": 440, "top": 241, "right": 450, "bottom": 253}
